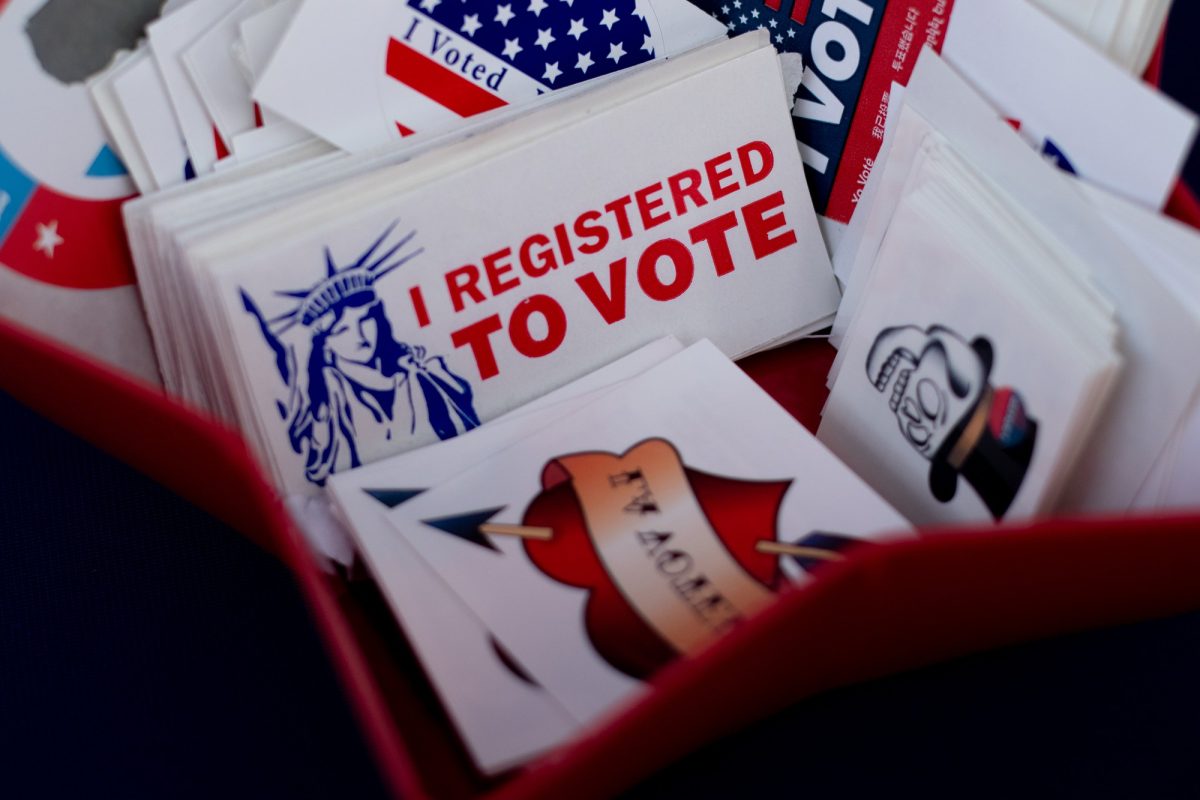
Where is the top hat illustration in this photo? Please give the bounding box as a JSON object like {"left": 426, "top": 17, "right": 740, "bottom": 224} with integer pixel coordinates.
{"left": 866, "top": 325, "right": 1038, "bottom": 520}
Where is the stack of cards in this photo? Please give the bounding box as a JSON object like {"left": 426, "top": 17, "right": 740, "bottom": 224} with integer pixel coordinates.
{"left": 1083, "top": 185, "right": 1200, "bottom": 511}
{"left": 126, "top": 33, "right": 843, "bottom": 500}
{"left": 690, "top": 0, "right": 1193, "bottom": 249}
{"left": 328, "top": 339, "right": 911, "bottom": 773}
{"left": 90, "top": 0, "right": 261, "bottom": 193}
{"left": 88, "top": 0, "right": 726, "bottom": 191}
{"left": 1030, "top": 0, "right": 1172, "bottom": 74}
{"left": 818, "top": 49, "right": 1200, "bottom": 526}
{"left": 941, "top": 0, "right": 1196, "bottom": 213}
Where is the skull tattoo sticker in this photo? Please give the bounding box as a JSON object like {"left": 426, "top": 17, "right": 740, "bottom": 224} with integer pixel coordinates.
{"left": 866, "top": 325, "right": 1038, "bottom": 520}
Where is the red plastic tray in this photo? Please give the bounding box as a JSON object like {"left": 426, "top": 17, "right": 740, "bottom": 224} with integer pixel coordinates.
{"left": 1, "top": 40, "right": 1197, "bottom": 800}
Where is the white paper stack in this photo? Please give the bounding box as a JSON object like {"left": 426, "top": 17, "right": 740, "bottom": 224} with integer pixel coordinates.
{"left": 1031, "top": 0, "right": 1172, "bottom": 74}
{"left": 821, "top": 50, "right": 1200, "bottom": 526}
{"left": 328, "top": 338, "right": 911, "bottom": 773}
{"left": 941, "top": 0, "right": 1196, "bottom": 212}
{"left": 126, "top": 33, "right": 843, "bottom": 500}
{"left": 1083, "top": 185, "right": 1200, "bottom": 511}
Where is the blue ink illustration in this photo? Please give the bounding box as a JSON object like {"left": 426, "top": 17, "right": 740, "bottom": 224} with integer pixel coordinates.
{"left": 241, "top": 223, "right": 480, "bottom": 486}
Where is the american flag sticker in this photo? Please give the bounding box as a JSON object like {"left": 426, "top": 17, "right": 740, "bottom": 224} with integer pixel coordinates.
{"left": 255, "top": 0, "right": 724, "bottom": 154}
{"left": 385, "top": 1, "right": 664, "bottom": 136}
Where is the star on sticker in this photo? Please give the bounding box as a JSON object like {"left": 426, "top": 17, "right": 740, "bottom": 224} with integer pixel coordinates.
{"left": 775, "top": 33, "right": 784, "bottom": 43}
{"left": 607, "top": 41, "right": 625, "bottom": 64}
{"left": 739, "top": 14, "right": 747, "bottom": 23}
{"left": 494, "top": 4, "right": 515, "bottom": 25}
{"left": 575, "top": 51, "right": 594, "bottom": 73}
{"left": 502, "top": 37, "right": 523, "bottom": 59}
{"left": 769, "top": 18, "right": 777, "bottom": 28}
{"left": 419, "top": 0, "right": 440, "bottom": 11}
{"left": 543, "top": 61, "right": 562, "bottom": 83}
{"left": 461, "top": 13, "right": 482, "bottom": 36}
{"left": 641, "top": 33, "right": 654, "bottom": 55}
{"left": 733, "top": 0, "right": 741, "bottom": 8}
{"left": 599, "top": 8, "right": 619, "bottom": 30}
{"left": 33, "top": 220, "right": 63, "bottom": 258}
{"left": 787, "top": 28, "right": 796, "bottom": 37}
{"left": 721, "top": 3, "right": 730, "bottom": 12}
{"left": 535, "top": 27, "right": 555, "bottom": 49}
{"left": 567, "top": 18, "right": 587, "bottom": 39}
{"left": 751, "top": 8, "right": 759, "bottom": 18}
{"left": 528, "top": 0, "right": 548, "bottom": 15}
{"left": 726, "top": 20, "right": 736, "bottom": 30}
{"left": 560, "top": 0, "right": 574, "bottom": 5}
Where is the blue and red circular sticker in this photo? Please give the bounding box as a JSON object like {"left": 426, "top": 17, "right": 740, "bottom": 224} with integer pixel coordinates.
{"left": 0, "top": 0, "right": 137, "bottom": 290}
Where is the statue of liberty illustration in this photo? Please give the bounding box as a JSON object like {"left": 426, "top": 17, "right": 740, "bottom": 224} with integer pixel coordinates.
{"left": 241, "top": 222, "right": 480, "bottom": 486}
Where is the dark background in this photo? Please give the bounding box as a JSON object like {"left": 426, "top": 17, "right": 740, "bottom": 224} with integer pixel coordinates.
{"left": 4, "top": 5, "right": 1200, "bottom": 798}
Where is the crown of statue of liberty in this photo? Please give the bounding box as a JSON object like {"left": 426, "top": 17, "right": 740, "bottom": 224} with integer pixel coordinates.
{"left": 266, "top": 222, "right": 421, "bottom": 334}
